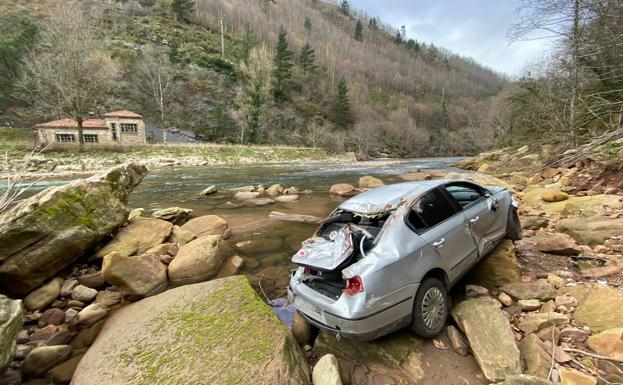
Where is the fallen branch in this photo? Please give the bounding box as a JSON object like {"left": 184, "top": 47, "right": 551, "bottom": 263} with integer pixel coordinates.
{"left": 564, "top": 348, "right": 623, "bottom": 364}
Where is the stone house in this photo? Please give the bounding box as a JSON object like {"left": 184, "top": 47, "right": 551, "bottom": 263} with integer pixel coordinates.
{"left": 35, "top": 110, "right": 146, "bottom": 146}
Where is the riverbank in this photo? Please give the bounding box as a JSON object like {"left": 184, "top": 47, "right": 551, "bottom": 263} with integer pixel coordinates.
{"left": 1, "top": 143, "right": 355, "bottom": 179}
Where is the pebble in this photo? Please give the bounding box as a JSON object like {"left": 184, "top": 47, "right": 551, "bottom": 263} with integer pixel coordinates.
{"left": 71, "top": 285, "right": 98, "bottom": 303}
{"left": 498, "top": 292, "right": 513, "bottom": 306}
{"left": 518, "top": 299, "right": 541, "bottom": 311}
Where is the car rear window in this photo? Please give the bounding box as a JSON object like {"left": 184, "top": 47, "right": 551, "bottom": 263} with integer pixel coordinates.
{"left": 408, "top": 188, "right": 457, "bottom": 232}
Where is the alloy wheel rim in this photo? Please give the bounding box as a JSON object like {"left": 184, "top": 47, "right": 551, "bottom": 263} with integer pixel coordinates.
{"left": 421, "top": 287, "right": 446, "bottom": 330}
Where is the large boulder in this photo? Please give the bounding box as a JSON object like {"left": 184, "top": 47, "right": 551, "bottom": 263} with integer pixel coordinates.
{"left": 168, "top": 235, "right": 224, "bottom": 284}
{"left": 180, "top": 215, "right": 229, "bottom": 239}
{"left": 102, "top": 252, "right": 168, "bottom": 297}
{"left": 557, "top": 216, "right": 623, "bottom": 246}
{"left": 465, "top": 240, "right": 521, "bottom": 289}
{"left": 586, "top": 328, "right": 623, "bottom": 360}
{"left": 517, "top": 233, "right": 580, "bottom": 255}
{"left": 0, "top": 164, "right": 147, "bottom": 295}
{"left": 71, "top": 276, "right": 310, "bottom": 385}
{"left": 451, "top": 297, "right": 521, "bottom": 382}
{"left": 522, "top": 189, "right": 622, "bottom": 216}
{"left": 567, "top": 284, "right": 623, "bottom": 333}
{"left": 0, "top": 295, "right": 23, "bottom": 373}
{"left": 314, "top": 331, "right": 423, "bottom": 385}
{"left": 94, "top": 218, "right": 173, "bottom": 259}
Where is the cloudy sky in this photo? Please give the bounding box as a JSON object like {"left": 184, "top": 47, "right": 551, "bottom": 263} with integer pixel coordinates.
{"left": 351, "top": 0, "right": 552, "bottom": 77}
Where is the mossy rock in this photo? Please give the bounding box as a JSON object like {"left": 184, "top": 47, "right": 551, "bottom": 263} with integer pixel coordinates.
{"left": 0, "top": 164, "right": 147, "bottom": 295}
{"left": 94, "top": 218, "right": 173, "bottom": 259}
{"left": 566, "top": 284, "right": 623, "bottom": 333}
{"left": 522, "top": 188, "right": 621, "bottom": 216}
{"left": 72, "top": 276, "right": 310, "bottom": 385}
{"left": 0, "top": 295, "right": 23, "bottom": 373}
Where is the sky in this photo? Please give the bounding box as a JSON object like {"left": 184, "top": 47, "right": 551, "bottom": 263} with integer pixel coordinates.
{"left": 351, "top": 0, "right": 553, "bottom": 77}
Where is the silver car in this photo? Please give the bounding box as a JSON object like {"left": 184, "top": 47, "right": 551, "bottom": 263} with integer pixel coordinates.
{"left": 288, "top": 179, "right": 521, "bottom": 341}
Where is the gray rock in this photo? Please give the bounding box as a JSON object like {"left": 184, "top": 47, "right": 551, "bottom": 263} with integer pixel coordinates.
{"left": 65, "top": 308, "right": 79, "bottom": 324}
{"left": 0, "top": 164, "right": 147, "bottom": 295}
{"left": 60, "top": 279, "right": 79, "bottom": 297}
{"left": 312, "top": 354, "right": 343, "bottom": 385}
{"left": 71, "top": 285, "right": 98, "bottom": 303}
{"left": 22, "top": 345, "right": 72, "bottom": 378}
{"left": 199, "top": 185, "right": 217, "bottom": 196}
{"left": 24, "top": 278, "right": 63, "bottom": 311}
{"left": 151, "top": 207, "right": 193, "bottom": 225}
{"left": 70, "top": 303, "right": 108, "bottom": 329}
{"left": 0, "top": 295, "right": 23, "bottom": 373}
{"left": 451, "top": 297, "right": 521, "bottom": 382}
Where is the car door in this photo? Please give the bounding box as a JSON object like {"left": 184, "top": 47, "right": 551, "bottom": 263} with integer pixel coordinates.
{"left": 444, "top": 183, "right": 500, "bottom": 258}
{"left": 407, "top": 187, "right": 478, "bottom": 284}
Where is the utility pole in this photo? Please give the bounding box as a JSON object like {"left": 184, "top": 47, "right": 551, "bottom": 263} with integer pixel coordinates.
{"left": 219, "top": 10, "right": 225, "bottom": 59}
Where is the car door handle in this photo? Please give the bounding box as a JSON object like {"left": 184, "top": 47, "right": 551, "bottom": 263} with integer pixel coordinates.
{"left": 469, "top": 216, "right": 480, "bottom": 224}
{"left": 432, "top": 238, "right": 445, "bottom": 248}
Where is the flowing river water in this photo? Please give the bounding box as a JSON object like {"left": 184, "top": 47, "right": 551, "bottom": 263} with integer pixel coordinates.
{"left": 20, "top": 157, "right": 462, "bottom": 296}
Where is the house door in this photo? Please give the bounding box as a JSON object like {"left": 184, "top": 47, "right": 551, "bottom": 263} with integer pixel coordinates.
{"left": 111, "top": 124, "right": 118, "bottom": 140}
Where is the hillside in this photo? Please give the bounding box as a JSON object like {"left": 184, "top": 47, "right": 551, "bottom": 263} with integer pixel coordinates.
{"left": 0, "top": 0, "right": 507, "bottom": 157}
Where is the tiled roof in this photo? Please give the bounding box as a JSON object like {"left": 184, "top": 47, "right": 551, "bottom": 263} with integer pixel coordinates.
{"left": 35, "top": 118, "right": 108, "bottom": 128}
{"left": 102, "top": 110, "right": 142, "bottom": 118}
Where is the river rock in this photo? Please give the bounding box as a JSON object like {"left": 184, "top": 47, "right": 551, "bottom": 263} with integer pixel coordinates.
{"left": 22, "top": 345, "right": 72, "bottom": 378}
{"left": 451, "top": 297, "right": 521, "bottom": 382}
{"left": 199, "top": 185, "right": 217, "bottom": 196}
{"left": 60, "top": 279, "right": 79, "bottom": 297}
{"left": 329, "top": 183, "right": 358, "bottom": 197}
{"left": 42, "top": 308, "right": 65, "bottom": 326}
{"left": 234, "top": 191, "right": 261, "bottom": 200}
{"left": 95, "top": 290, "right": 122, "bottom": 307}
{"left": 557, "top": 216, "right": 623, "bottom": 246}
{"left": 541, "top": 190, "right": 569, "bottom": 202}
{"left": 0, "top": 368, "right": 21, "bottom": 385}
{"left": 518, "top": 312, "right": 569, "bottom": 334}
{"left": 497, "top": 375, "right": 555, "bottom": 385}
{"left": 265, "top": 184, "right": 284, "bottom": 196}
{"left": 518, "top": 233, "right": 580, "bottom": 255}
{"left": 48, "top": 353, "right": 83, "bottom": 384}
{"left": 358, "top": 176, "right": 384, "bottom": 189}
{"left": 586, "top": 328, "right": 623, "bottom": 360}
{"left": 0, "top": 164, "right": 147, "bottom": 295}
{"left": 519, "top": 333, "right": 551, "bottom": 379}
{"left": 291, "top": 311, "right": 311, "bottom": 345}
{"left": 522, "top": 216, "right": 549, "bottom": 230}
{"left": 275, "top": 195, "right": 299, "bottom": 203}
{"left": 94, "top": 218, "right": 173, "bottom": 259}
{"left": 500, "top": 282, "right": 558, "bottom": 301}
{"left": 77, "top": 271, "right": 105, "bottom": 289}
{"left": 312, "top": 354, "right": 343, "bottom": 385}
{"left": 70, "top": 320, "right": 106, "bottom": 350}
{"left": 180, "top": 215, "right": 229, "bottom": 239}
{"left": 71, "top": 285, "right": 98, "bottom": 303}
{"left": 102, "top": 252, "right": 168, "bottom": 297}
{"left": 518, "top": 299, "right": 541, "bottom": 311}
{"left": 168, "top": 225, "right": 196, "bottom": 245}
{"left": 314, "top": 331, "right": 424, "bottom": 384}
{"left": 244, "top": 198, "right": 274, "bottom": 206}
{"left": 215, "top": 255, "right": 244, "bottom": 278}
{"left": 465, "top": 239, "right": 521, "bottom": 289}
{"left": 70, "top": 303, "right": 108, "bottom": 329}
{"left": 0, "top": 295, "right": 23, "bottom": 373}
{"left": 567, "top": 284, "right": 623, "bottom": 332}
{"left": 151, "top": 207, "right": 193, "bottom": 225}
{"left": 72, "top": 276, "right": 309, "bottom": 385}
{"left": 23, "top": 278, "right": 62, "bottom": 311}
{"left": 558, "top": 367, "right": 596, "bottom": 385}
{"left": 168, "top": 235, "right": 224, "bottom": 284}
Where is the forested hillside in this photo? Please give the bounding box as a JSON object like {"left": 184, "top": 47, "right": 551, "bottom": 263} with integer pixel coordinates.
{"left": 0, "top": 0, "right": 507, "bottom": 156}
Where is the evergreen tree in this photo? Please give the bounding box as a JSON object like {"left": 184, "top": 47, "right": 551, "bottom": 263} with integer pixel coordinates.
{"left": 168, "top": 41, "right": 179, "bottom": 63}
{"left": 171, "top": 0, "right": 194, "bottom": 22}
{"left": 394, "top": 29, "right": 402, "bottom": 44}
{"left": 299, "top": 42, "right": 317, "bottom": 74}
{"left": 406, "top": 39, "right": 416, "bottom": 50}
{"left": 330, "top": 77, "right": 353, "bottom": 128}
{"left": 368, "top": 17, "right": 378, "bottom": 29}
{"left": 340, "top": 0, "right": 349, "bottom": 15}
{"left": 304, "top": 16, "right": 312, "bottom": 36}
{"left": 354, "top": 20, "right": 363, "bottom": 41}
{"left": 271, "top": 26, "right": 293, "bottom": 103}
{"left": 240, "top": 26, "right": 257, "bottom": 62}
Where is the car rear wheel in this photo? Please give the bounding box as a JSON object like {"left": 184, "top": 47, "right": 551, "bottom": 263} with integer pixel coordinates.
{"left": 506, "top": 206, "right": 522, "bottom": 241}
{"left": 410, "top": 277, "right": 448, "bottom": 338}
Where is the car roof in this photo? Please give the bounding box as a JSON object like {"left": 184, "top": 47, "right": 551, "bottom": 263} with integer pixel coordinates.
{"left": 338, "top": 179, "right": 453, "bottom": 215}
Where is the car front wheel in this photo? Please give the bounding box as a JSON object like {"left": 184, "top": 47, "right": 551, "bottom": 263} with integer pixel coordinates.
{"left": 410, "top": 277, "right": 448, "bottom": 338}
{"left": 506, "top": 206, "right": 522, "bottom": 241}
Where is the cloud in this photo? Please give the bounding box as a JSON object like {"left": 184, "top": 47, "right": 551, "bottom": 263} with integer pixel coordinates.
{"left": 351, "top": 0, "right": 550, "bottom": 76}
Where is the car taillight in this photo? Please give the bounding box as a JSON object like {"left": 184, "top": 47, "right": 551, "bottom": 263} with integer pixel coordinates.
{"left": 343, "top": 276, "right": 364, "bottom": 296}
{"left": 303, "top": 267, "right": 310, "bottom": 274}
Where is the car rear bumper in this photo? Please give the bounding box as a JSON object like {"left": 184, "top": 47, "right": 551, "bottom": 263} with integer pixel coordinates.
{"left": 288, "top": 276, "right": 417, "bottom": 341}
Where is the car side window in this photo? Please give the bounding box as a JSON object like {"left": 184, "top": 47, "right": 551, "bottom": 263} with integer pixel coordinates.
{"left": 407, "top": 188, "right": 457, "bottom": 233}
{"left": 445, "top": 183, "right": 485, "bottom": 209}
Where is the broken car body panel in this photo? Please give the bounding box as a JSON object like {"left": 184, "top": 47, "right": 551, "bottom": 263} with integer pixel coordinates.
{"left": 289, "top": 179, "right": 517, "bottom": 341}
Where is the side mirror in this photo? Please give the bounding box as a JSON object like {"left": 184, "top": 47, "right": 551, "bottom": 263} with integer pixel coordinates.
{"left": 487, "top": 196, "right": 500, "bottom": 211}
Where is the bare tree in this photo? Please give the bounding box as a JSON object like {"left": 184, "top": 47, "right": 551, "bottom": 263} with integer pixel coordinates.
{"left": 135, "top": 45, "right": 179, "bottom": 145}
{"left": 17, "top": 3, "right": 121, "bottom": 150}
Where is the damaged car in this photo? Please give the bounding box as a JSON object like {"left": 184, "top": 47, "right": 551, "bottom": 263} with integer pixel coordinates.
{"left": 289, "top": 179, "right": 521, "bottom": 341}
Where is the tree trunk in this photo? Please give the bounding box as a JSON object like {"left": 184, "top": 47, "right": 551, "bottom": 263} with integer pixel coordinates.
{"left": 570, "top": 0, "right": 581, "bottom": 146}
{"left": 77, "top": 116, "right": 85, "bottom": 151}
{"left": 161, "top": 107, "right": 167, "bottom": 145}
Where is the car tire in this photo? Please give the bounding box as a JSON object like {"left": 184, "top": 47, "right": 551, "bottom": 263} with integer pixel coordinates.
{"left": 410, "top": 277, "right": 448, "bottom": 338}
{"left": 506, "top": 206, "right": 522, "bottom": 241}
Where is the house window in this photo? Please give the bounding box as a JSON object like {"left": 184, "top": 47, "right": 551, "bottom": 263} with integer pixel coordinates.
{"left": 83, "top": 134, "right": 99, "bottom": 143}
{"left": 121, "top": 123, "right": 137, "bottom": 133}
{"left": 55, "top": 134, "right": 75, "bottom": 143}
{"left": 111, "top": 123, "right": 117, "bottom": 140}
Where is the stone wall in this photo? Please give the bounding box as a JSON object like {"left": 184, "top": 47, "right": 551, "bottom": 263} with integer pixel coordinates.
{"left": 36, "top": 118, "right": 146, "bottom": 146}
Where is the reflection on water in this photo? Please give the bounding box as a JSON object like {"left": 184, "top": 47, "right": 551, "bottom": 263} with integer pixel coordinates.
{"left": 11, "top": 157, "right": 462, "bottom": 296}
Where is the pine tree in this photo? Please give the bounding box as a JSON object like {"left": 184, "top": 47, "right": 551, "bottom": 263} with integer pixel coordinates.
{"left": 271, "top": 26, "right": 293, "bottom": 103}
{"left": 331, "top": 77, "right": 353, "bottom": 128}
{"left": 340, "top": 0, "right": 349, "bottom": 15}
{"left": 368, "top": 17, "right": 378, "bottom": 29}
{"left": 304, "top": 16, "right": 312, "bottom": 36}
{"left": 171, "top": 0, "right": 194, "bottom": 22}
{"left": 240, "top": 26, "right": 257, "bottom": 62}
{"left": 394, "top": 29, "right": 402, "bottom": 44}
{"left": 354, "top": 20, "right": 363, "bottom": 41}
{"left": 299, "top": 42, "right": 317, "bottom": 75}
{"left": 406, "top": 38, "right": 416, "bottom": 50}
